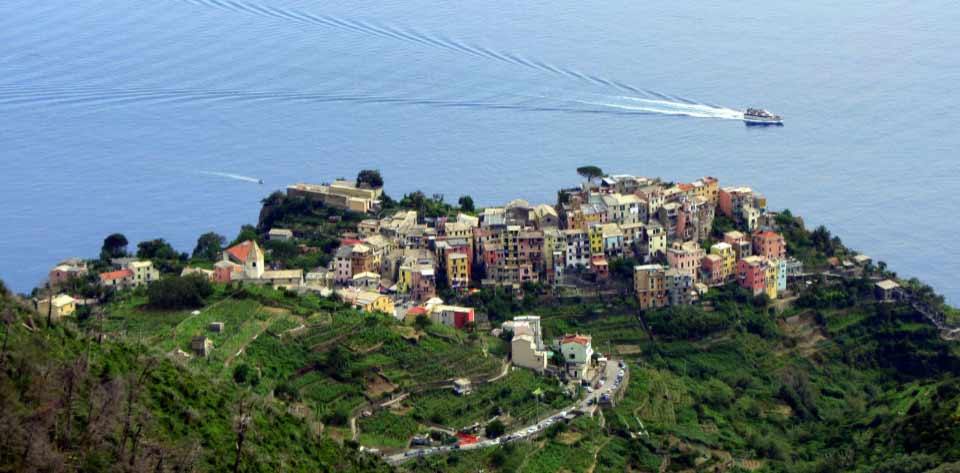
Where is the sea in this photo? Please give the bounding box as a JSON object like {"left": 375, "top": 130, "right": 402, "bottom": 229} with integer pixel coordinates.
{"left": 1, "top": 0, "right": 958, "bottom": 302}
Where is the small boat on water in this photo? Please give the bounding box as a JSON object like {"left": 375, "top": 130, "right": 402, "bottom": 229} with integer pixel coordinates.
{"left": 743, "top": 108, "right": 783, "bottom": 125}
{"left": 258, "top": 179, "right": 264, "bottom": 184}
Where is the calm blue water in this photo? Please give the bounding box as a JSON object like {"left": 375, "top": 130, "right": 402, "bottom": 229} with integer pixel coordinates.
{"left": 1, "top": 0, "right": 958, "bottom": 301}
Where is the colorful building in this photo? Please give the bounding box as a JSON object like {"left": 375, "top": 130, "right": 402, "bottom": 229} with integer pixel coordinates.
{"left": 635, "top": 264, "right": 667, "bottom": 310}
{"left": 446, "top": 252, "right": 470, "bottom": 288}
{"left": 430, "top": 305, "right": 475, "bottom": 329}
{"left": 709, "top": 242, "right": 736, "bottom": 280}
{"left": 560, "top": 334, "right": 594, "bottom": 379}
{"left": 219, "top": 240, "right": 265, "bottom": 282}
{"left": 736, "top": 256, "right": 767, "bottom": 296}
{"left": 336, "top": 288, "right": 395, "bottom": 315}
{"left": 588, "top": 224, "right": 604, "bottom": 257}
{"left": 34, "top": 294, "right": 77, "bottom": 318}
{"left": 723, "top": 231, "right": 752, "bottom": 260}
{"left": 751, "top": 230, "right": 786, "bottom": 260}
{"left": 666, "top": 241, "right": 705, "bottom": 283}
{"left": 701, "top": 254, "right": 724, "bottom": 286}
{"left": 764, "top": 262, "right": 778, "bottom": 299}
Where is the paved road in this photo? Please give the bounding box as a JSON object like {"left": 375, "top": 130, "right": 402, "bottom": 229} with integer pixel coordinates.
{"left": 384, "top": 359, "right": 628, "bottom": 464}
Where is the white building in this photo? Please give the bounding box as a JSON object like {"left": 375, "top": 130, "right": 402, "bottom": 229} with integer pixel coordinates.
{"left": 560, "top": 334, "right": 594, "bottom": 379}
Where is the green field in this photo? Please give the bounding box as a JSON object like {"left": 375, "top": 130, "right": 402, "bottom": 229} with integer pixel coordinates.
{"left": 409, "top": 369, "right": 570, "bottom": 430}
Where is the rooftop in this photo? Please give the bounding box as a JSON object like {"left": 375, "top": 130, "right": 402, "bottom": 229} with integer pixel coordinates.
{"left": 226, "top": 240, "right": 258, "bottom": 263}
{"left": 561, "top": 334, "right": 592, "bottom": 346}
{"left": 99, "top": 269, "right": 133, "bottom": 280}
{"left": 876, "top": 279, "right": 901, "bottom": 290}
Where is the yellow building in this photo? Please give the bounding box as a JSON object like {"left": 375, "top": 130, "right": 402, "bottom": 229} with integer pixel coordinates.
{"left": 35, "top": 294, "right": 77, "bottom": 319}
{"left": 588, "top": 224, "right": 604, "bottom": 257}
{"left": 397, "top": 264, "right": 413, "bottom": 293}
{"left": 692, "top": 176, "right": 719, "bottom": 206}
{"left": 446, "top": 252, "right": 470, "bottom": 288}
{"left": 764, "top": 262, "right": 778, "bottom": 300}
{"left": 337, "top": 288, "right": 395, "bottom": 315}
{"left": 709, "top": 242, "right": 736, "bottom": 280}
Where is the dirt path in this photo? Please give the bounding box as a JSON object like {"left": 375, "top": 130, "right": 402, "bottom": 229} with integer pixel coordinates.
{"left": 223, "top": 307, "right": 288, "bottom": 368}
{"left": 586, "top": 437, "right": 612, "bottom": 473}
{"left": 487, "top": 361, "right": 511, "bottom": 383}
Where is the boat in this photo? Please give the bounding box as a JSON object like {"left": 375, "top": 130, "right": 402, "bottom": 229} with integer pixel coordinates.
{"left": 743, "top": 108, "right": 783, "bottom": 125}
{"left": 258, "top": 179, "right": 264, "bottom": 184}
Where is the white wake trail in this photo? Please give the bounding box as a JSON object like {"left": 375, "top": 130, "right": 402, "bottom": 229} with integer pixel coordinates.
{"left": 199, "top": 171, "right": 261, "bottom": 183}
{"left": 578, "top": 96, "right": 745, "bottom": 120}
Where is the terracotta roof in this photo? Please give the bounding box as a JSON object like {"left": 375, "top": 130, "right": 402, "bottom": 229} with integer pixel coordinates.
{"left": 561, "top": 334, "right": 591, "bottom": 346}
{"left": 754, "top": 230, "right": 782, "bottom": 239}
{"left": 340, "top": 238, "right": 364, "bottom": 246}
{"left": 677, "top": 183, "right": 694, "bottom": 192}
{"left": 226, "top": 240, "right": 257, "bottom": 263}
{"left": 99, "top": 269, "right": 133, "bottom": 281}
{"left": 406, "top": 307, "right": 429, "bottom": 316}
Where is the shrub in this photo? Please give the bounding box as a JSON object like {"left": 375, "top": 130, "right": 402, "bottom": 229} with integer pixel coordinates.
{"left": 146, "top": 274, "right": 213, "bottom": 309}
{"left": 274, "top": 381, "right": 301, "bottom": 402}
{"left": 485, "top": 419, "right": 506, "bottom": 438}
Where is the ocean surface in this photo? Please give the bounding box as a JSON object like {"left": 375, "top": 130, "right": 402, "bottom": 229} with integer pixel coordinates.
{"left": 1, "top": 0, "right": 958, "bottom": 301}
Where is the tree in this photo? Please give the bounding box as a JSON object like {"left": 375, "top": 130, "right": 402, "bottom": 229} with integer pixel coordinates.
{"left": 232, "top": 363, "right": 260, "bottom": 386}
{"left": 356, "top": 169, "right": 384, "bottom": 189}
{"left": 325, "top": 346, "right": 353, "bottom": 381}
{"left": 136, "top": 239, "right": 180, "bottom": 261}
{"left": 192, "top": 232, "right": 225, "bottom": 261}
{"left": 146, "top": 275, "right": 212, "bottom": 310}
{"left": 485, "top": 419, "right": 506, "bottom": 438}
{"left": 273, "top": 382, "right": 300, "bottom": 402}
{"left": 232, "top": 397, "right": 253, "bottom": 473}
{"left": 230, "top": 225, "right": 259, "bottom": 247}
{"left": 101, "top": 233, "right": 129, "bottom": 260}
{"left": 458, "top": 195, "right": 475, "bottom": 213}
{"left": 414, "top": 314, "right": 432, "bottom": 331}
{"left": 576, "top": 165, "right": 604, "bottom": 183}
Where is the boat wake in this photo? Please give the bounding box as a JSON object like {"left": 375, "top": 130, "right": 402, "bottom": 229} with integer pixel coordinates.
{"left": 0, "top": 84, "right": 661, "bottom": 117}
{"left": 198, "top": 171, "right": 261, "bottom": 183}
{"left": 176, "top": 0, "right": 645, "bottom": 95}
{"left": 571, "top": 96, "right": 745, "bottom": 120}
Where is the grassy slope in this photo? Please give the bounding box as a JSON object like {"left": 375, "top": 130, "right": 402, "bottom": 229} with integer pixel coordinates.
{"left": 0, "top": 285, "right": 393, "bottom": 473}
{"left": 396, "top": 292, "right": 960, "bottom": 473}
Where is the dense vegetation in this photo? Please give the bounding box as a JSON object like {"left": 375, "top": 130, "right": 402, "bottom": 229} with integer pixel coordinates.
{"left": 11, "top": 181, "right": 960, "bottom": 472}
{"left": 0, "top": 282, "right": 391, "bottom": 473}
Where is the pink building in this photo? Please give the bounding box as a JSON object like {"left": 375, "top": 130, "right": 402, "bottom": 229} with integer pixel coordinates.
{"left": 701, "top": 254, "right": 724, "bottom": 286}
{"left": 666, "top": 241, "right": 705, "bottom": 283}
{"left": 49, "top": 261, "right": 87, "bottom": 287}
{"left": 751, "top": 231, "right": 786, "bottom": 260}
{"left": 736, "top": 256, "right": 767, "bottom": 296}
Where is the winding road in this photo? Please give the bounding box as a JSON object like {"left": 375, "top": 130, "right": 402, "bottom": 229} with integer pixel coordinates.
{"left": 383, "top": 359, "right": 627, "bottom": 464}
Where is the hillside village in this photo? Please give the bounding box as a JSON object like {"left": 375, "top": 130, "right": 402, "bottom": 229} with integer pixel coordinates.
{"left": 12, "top": 169, "right": 960, "bottom": 472}
{"left": 37, "top": 169, "right": 910, "bottom": 379}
